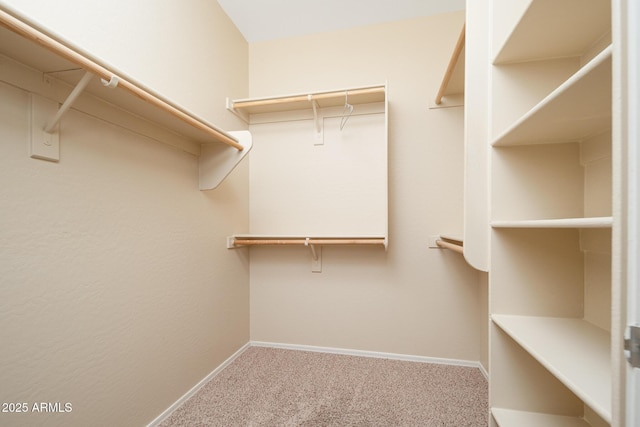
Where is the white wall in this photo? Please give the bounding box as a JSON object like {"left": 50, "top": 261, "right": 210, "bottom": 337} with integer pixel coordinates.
{"left": 248, "top": 11, "right": 485, "bottom": 363}
{"left": 0, "top": 1, "right": 249, "bottom": 426}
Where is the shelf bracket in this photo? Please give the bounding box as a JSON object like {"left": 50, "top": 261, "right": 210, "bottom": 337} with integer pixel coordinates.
{"left": 30, "top": 71, "right": 93, "bottom": 162}
{"left": 305, "top": 238, "right": 318, "bottom": 260}
{"left": 305, "top": 238, "right": 322, "bottom": 272}
{"left": 199, "top": 130, "right": 253, "bottom": 190}
{"left": 31, "top": 71, "right": 117, "bottom": 162}
{"left": 30, "top": 94, "right": 60, "bottom": 162}
{"left": 44, "top": 71, "right": 93, "bottom": 133}
{"left": 225, "top": 97, "right": 249, "bottom": 123}
{"left": 309, "top": 95, "right": 323, "bottom": 144}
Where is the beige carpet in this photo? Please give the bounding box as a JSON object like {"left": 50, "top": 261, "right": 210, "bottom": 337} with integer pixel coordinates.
{"left": 159, "top": 346, "right": 488, "bottom": 426}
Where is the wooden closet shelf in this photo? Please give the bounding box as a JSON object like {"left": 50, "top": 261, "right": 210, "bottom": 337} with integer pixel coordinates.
{"left": 228, "top": 85, "right": 386, "bottom": 116}
{"left": 227, "top": 235, "right": 387, "bottom": 249}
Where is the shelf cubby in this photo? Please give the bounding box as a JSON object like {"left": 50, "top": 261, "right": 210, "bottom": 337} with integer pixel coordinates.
{"left": 492, "top": 0, "right": 611, "bottom": 65}
{"left": 492, "top": 315, "right": 611, "bottom": 423}
{"left": 492, "top": 46, "right": 611, "bottom": 147}
{"left": 492, "top": 130, "right": 611, "bottom": 223}
{"left": 492, "top": 407, "right": 593, "bottom": 427}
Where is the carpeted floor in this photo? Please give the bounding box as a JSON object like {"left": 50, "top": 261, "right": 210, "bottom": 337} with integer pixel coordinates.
{"left": 159, "top": 346, "right": 488, "bottom": 426}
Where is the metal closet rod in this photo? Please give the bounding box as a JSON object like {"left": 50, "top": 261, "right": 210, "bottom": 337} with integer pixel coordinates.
{"left": 0, "top": 8, "right": 243, "bottom": 151}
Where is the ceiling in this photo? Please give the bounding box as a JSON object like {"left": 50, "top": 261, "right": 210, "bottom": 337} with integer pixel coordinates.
{"left": 216, "top": 0, "right": 466, "bottom": 43}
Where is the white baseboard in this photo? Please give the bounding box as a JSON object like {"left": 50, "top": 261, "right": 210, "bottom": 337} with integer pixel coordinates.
{"left": 251, "top": 341, "right": 486, "bottom": 372}
{"left": 146, "top": 342, "right": 251, "bottom": 427}
{"left": 478, "top": 363, "right": 489, "bottom": 381}
{"left": 148, "top": 341, "right": 488, "bottom": 425}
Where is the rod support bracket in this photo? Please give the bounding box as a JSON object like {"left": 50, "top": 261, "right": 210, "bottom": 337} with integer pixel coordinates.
{"left": 44, "top": 71, "right": 93, "bottom": 133}
{"left": 101, "top": 75, "right": 119, "bottom": 89}
{"left": 309, "top": 95, "right": 323, "bottom": 144}
{"left": 305, "top": 238, "right": 322, "bottom": 272}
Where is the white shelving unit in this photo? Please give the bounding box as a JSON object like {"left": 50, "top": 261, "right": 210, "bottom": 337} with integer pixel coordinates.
{"left": 467, "top": 0, "right": 617, "bottom": 425}
{"left": 226, "top": 85, "right": 388, "bottom": 270}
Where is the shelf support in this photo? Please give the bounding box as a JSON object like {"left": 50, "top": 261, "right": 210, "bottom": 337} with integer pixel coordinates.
{"left": 44, "top": 71, "right": 93, "bottom": 133}
{"left": 199, "top": 130, "right": 253, "bottom": 190}
{"left": 225, "top": 97, "right": 249, "bottom": 123}
{"left": 305, "top": 238, "right": 318, "bottom": 260}
{"left": 305, "top": 238, "right": 322, "bottom": 272}
{"left": 309, "top": 95, "right": 323, "bottom": 143}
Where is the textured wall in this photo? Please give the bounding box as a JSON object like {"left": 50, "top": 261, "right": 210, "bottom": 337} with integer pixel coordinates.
{"left": 0, "top": 1, "right": 249, "bottom": 426}
{"left": 248, "top": 11, "right": 485, "bottom": 363}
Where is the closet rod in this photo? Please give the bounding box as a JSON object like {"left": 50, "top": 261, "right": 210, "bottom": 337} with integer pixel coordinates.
{"left": 0, "top": 8, "right": 243, "bottom": 151}
{"left": 436, "top": 239, "right": 464, "bottom": 255}
{"left": 232, "top": 87, "right": 385, "bottom": 110}
{"left": 435, "top": 23, "right": 465, "bottom": 105}
{"left": 232, "top": 238, "right": 386, "bottom": 246}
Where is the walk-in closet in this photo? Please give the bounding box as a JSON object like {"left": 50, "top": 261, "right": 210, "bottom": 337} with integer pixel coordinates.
{"left": 0, "top": 1, "right": 637, "bottom": 426}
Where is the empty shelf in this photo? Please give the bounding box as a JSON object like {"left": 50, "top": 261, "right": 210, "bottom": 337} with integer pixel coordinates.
{"left": 493, "top": 0, "right": 611, "bottom": 64}
{"left": 492, "top": 408, "right": 592, "bottom": 427}
{"left": 491, "top": 217, "right": 612, "bottom": 229}
{"left": 492, "top": 46, "right": 612, "bottom": 147}
{"left": 492, "top": 315, "right": 611, "bottom": 423}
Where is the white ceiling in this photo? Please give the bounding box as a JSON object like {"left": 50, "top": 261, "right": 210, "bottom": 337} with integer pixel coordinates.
{"left": 216, "top": 0, "right": 466, "bottom": 43}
